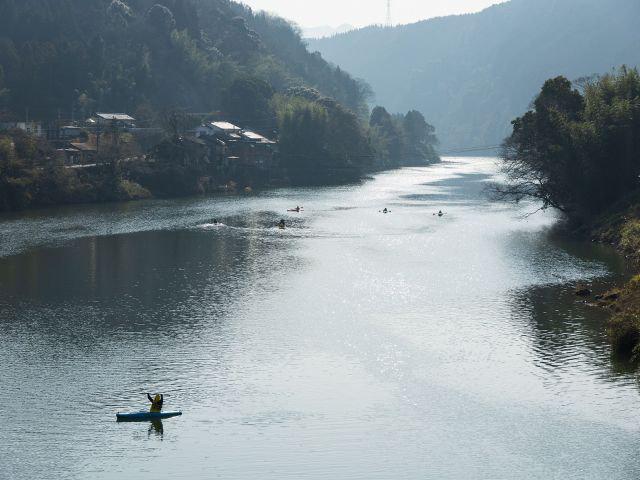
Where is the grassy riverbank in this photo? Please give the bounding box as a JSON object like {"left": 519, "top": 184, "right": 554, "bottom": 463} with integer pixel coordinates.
{"left": 0, "top": 162, "right": 151, "bottom": 211}
{"left": 0, "top": 159, "right": 288, "bottom": 212}
{"left": 588, "top": 208, "right": 640, "bottom": 359}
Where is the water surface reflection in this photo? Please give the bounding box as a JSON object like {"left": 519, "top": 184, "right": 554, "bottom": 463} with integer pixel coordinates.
{"left": 1, "top": 158, "right": 640, "bottom": 480}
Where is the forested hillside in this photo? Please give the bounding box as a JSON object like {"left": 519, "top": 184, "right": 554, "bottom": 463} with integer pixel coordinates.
{"left": 0, "top": 0, "right": 440, "bottom": 210}
{"left": 0, "top": 0, "right": 370, "bottom": 124}
{"left": 309, "top": 0, "right": 640, "bottom": 151}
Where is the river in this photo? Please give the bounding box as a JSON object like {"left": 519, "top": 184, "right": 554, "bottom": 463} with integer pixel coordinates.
{"left": 1, "top": 157, "right": 639, "bottom": 479}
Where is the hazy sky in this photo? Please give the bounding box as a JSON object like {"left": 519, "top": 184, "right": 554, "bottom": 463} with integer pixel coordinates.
{"left": 241, "top": 0, "right": 508, "bottom": 28}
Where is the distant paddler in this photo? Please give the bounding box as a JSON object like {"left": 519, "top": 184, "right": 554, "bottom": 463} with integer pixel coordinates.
{"left": 287, "top": 206, "right": 303, "bottom": 212}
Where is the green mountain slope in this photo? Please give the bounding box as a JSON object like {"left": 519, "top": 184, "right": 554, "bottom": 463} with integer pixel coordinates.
{"left": 0, "top": 0, "right": 369, "bottom": 123}
{"left": 308, "top": 0, "right": 640, "bottom": 150}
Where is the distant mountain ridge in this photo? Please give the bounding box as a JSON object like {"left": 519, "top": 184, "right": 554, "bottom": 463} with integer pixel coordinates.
{"left": 308, "top": 0, "right": 640, "bottom": 150}
{"left": 303, "top": 24, "right": 354, "bottom": 39}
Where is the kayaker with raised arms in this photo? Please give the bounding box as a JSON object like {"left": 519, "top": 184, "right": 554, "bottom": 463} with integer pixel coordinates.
{"left": 147, "top": 393, "right": 164, "bottom": 413}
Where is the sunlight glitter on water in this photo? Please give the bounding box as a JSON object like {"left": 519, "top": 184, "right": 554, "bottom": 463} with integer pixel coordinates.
{"left": 1, "top": 158, "right": 639, "bottom": 479}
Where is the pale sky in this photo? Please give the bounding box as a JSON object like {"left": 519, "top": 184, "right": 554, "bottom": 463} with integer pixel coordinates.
{"left": 241, "top": 0, "right": 508, "bottom": 28}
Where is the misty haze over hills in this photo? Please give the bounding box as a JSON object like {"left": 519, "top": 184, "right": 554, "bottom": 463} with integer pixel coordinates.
{"left": 308, "top": 0, "right": 640, "bottom": 151}
{"left": 303, "top": 24, "right": 354, "bottom": 39}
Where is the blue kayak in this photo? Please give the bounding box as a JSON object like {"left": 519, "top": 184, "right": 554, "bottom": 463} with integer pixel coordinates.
{"left": 116, "top": 411, "right": 182, "bottom": 422}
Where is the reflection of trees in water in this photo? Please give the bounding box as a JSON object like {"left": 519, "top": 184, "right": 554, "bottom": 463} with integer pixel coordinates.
{"left": 508, "top": 281, "right": 638, "bottom": 380}
{"left": 404, "top": 172, "right": 494, "bottom": 204}
{"left": 0, "top": 226, "right": 301, "bottom": 335}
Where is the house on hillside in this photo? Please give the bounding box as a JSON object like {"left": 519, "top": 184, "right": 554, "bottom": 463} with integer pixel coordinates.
{"left": 56, "top": 147, "right": 82, "bottom": 165}
{"left": 233, "top": 130, "right": 278, "bottom": 170}
{"left": 60, "top": 125, "right": 85, "bottom": 140}
{"left": 195, "top": 120, "right": 278, "bottom": 177}
{"left": 72, "top": 142, "right": 97, "bottom": 164}
{"left": 241, "top": 130, "right": 276, "bottom": 145}
{"left": 197, "top": 121, "right": 242, "bottom": 139}
{"left": 56, "top": 142, "right": 97, "bottom": 165}
{"left": 95, "top": 113, "right": 135, "bottom": 130}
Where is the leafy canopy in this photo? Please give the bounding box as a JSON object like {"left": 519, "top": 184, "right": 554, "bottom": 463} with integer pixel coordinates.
{"left": 498, "top": 67, "right": 640, "bottom": 221}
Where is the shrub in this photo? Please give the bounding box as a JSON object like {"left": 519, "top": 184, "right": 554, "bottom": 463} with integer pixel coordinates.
{"left": 609, "top": 312, "right": 640, "bottom": 357}
{"left": 620, "top": 220, "right": 640, "bottom": 254}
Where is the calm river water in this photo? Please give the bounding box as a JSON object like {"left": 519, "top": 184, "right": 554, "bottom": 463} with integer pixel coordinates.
{"left": 1, "top": 158, "right": 640, "bottom": 479}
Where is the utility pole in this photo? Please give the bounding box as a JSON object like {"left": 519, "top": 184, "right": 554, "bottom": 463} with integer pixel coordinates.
{"left": 386, "top": 0, "right": 392, "bottom": 27}
{"left": 96, "top": 125, "right": 101, "bottom": 155}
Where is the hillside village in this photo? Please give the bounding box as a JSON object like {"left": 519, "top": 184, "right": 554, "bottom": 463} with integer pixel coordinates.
{"left": 1, "top": 114, "right": 278, "bottom": 177}
{"left": 0, "top": 0, "right": 440, "bottom": 212}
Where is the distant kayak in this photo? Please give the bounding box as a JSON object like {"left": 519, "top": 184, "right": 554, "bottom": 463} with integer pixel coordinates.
{"left": 116, "top": 411, "right": 182, "bottom": 422}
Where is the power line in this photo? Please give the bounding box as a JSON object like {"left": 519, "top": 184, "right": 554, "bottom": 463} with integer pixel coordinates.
{"left": 439, "top": 145, "right": 502, "bottom": 155}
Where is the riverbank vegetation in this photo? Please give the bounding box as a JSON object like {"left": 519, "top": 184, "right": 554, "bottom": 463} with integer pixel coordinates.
{"left": 369, "top": 107, "right": 439, "bottom": 169}
{"left": 0, "top": 144, "right": 151, "bottom": 211}
{"left": 497, "top": 66, "right": 640, "bottom": 359}
{"left": 498, "top": 67, "right": 640, "bottom": 222}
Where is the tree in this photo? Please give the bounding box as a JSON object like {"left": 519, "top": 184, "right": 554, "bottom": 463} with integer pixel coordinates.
{"left": 10, "top": 129, "right": 37, "bottom": 163}
{"left": 108, "top": 0, "right": 133, "bottom": 27}
{"left": 497, "top": 77, "right": 587, "bottom": 215}
{"left": 218, "top": 16, "right": 261, "bottom": 61}
{"left": 0, "top": 135, "right": 14, "bottom": 166}
{"left": 147, "top": 4, "right": 176, "bottom": 34}
{"left": 169, "top": 0, "right": 200, "bottom": 37}
{"left": 159, "top": 108, "right": 191, "bottom": 141}
{"left": 75, "top": 92, "right": 95, "bottom": 122}
{"left": 368, "top": 108, "right": 439, "bottom": 168}
{"left": 497, "top": 68, "right": 640, "bottom": 221}
{"left": 222, "top": 76, "right": 274, "bottom": 128}
{"left": 370, "top": 106, "right": 403, "bottom": 167}
{"left": 533, "top": 76, "right": 583, "bottom": 120}
{"left": 274, "top": 92, "right": 372, "bottom": 184}
{"left": 403, "top": 110, "right": 439, "bottom": 164}
{"left": 403, "top": 110, "right": 431, "bottom": 146}
{"left": 285, "top": 86, "right": 322, "bottom": 102}
{"left": 275, "top": 95, "right": 328, "bottom": 182}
